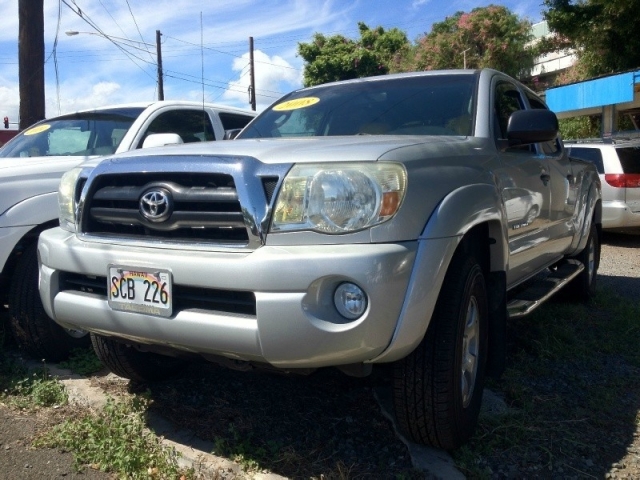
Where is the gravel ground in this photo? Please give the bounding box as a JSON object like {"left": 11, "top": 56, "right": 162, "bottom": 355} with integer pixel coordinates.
{"left": 597, "top": 231, "right": 640, "bottom": 299}
{"left": 595, "top": 232, "right": 640, "bottom": 479}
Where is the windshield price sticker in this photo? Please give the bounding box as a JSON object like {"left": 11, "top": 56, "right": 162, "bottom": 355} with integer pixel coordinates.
{"left": 273, "top": 97, "right": 320, "bottom": 111}
{"left": 108, "top": 266, "right": 172, "bottom": 318}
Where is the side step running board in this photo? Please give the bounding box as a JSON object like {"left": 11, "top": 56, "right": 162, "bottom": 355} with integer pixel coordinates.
{"left": 507, "top": 260, "right": 584, "bottom": 318}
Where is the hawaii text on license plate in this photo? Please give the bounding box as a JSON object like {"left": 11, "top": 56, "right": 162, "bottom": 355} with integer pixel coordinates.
{"left": 108, "top": 265, "right": 172, "bottom": 317}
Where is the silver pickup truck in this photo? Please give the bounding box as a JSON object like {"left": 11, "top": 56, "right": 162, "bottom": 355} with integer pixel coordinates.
{"left": 38, "top": 69, "right": 601, "bottom": 450}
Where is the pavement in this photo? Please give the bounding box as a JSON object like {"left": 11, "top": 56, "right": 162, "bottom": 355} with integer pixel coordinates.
{"left": 44, "top": 361, "right": 510, "bottom": 479}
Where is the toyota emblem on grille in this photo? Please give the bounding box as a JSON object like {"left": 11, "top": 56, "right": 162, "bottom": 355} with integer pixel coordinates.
{"left": 140, "top": 189, "right": 172, "bottom": 222}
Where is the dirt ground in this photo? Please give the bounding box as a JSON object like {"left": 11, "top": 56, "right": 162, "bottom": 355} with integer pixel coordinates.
{"left": 0, "top": 403, "right": 114, "bottom": 479}
{"left": 0, "top": 232, "right": 638, "bottom": 479}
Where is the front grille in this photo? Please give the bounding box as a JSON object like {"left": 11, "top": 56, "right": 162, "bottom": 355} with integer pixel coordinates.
{"left": 81, "top": 172, "right": 249, "bottom": 244}
{"left": 60, "top": 272, "right": 257, "bottom": 316}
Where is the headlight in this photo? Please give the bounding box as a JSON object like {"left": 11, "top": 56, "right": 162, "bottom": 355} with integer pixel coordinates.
{"left": 272, "top": 162, "right": 406, "bottom": 234}
{"left": 58, "top": 167, "right": 83, "bottom": 232}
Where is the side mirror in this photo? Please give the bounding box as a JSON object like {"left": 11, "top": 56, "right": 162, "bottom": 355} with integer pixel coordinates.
{"left": 507, "top": 110, "right": 558, "bottom": 146}
{"left": 223, "top": 129, "right": 242, "bottom": 140}
{"left": 142, "top": 133, "right": 184, "bottom": 149}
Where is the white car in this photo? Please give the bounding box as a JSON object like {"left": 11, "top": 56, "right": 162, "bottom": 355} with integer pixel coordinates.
{"left": 566, "top": 139, "right": 640, "bottom": 231}
{"left": 0, "top": 101, "right": 255, "bottom": 361}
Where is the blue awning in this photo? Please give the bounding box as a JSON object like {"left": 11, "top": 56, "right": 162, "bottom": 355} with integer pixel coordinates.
{"left": 546, "top": 71, "right": 640, "bottom": 113}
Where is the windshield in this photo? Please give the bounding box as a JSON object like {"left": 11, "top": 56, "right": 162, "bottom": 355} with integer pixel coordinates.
{"left": 239, "top": 74, "right": 477, "bottom": 139}
{"left": 0, "top": 107, "right": 145, "bottom": 158}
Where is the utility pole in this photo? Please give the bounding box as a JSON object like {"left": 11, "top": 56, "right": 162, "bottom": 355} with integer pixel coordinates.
{"left": 156, "top": 30, "right": 164, "bottom": 100}
{"left": 18, "top": 0, "right": 45, "bottom": 129}
{"left": 249, "top": 37, "right": 256, "bottom": 111}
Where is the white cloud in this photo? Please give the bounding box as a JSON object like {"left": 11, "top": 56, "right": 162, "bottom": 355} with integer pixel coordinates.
{"left": 223, "top": 50, "right": 302, "bottom": 111}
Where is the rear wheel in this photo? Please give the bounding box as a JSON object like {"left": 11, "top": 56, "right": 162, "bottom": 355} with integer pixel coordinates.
{"left": 91, "top": 334, "right": 187, "bottom": 382}
{"left": 568, "top": 221, "right": 600, "bottom": 302}
{"left": 393, "top": 251, "right": 488, "bottom": 450}
{"left": 9, "top": 243, "right": 89, "bottom": 361}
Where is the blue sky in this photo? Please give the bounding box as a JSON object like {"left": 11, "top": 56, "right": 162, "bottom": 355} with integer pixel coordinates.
{"left": 0, "top": 0, "right": 545, "bottom": 126}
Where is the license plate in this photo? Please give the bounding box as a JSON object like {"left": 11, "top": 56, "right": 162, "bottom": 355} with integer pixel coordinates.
{"left": 108, "top": 265, "right": 172, "bottom": 317}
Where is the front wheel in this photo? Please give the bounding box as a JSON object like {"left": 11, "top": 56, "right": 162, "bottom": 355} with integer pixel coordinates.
{"left": 9, "top": 243, "right": 90, "bottom": 361}
{"left": 393, "top": 252, "right": 488, "bottom": 450}
{"left": 91, "top": 334, "right": 187, "bottom": 383}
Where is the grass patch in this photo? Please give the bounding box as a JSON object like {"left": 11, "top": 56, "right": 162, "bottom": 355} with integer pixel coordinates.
{"left": 213, "top": 423, "right": 283, "bottom": 472}
{"left": 35, "top": 396, "right": 195, "bottom": 479}
{"left": 453, "top": 288, "right": 640, "bottom": 478}
{"left": 1, "top": 358, "right": 67, "bottom": 409}
{"left": 0, "top": 349, "right": 193, "bottom": 478}
{"left": 58, "top": 347, "right": 104, "bottom": 376}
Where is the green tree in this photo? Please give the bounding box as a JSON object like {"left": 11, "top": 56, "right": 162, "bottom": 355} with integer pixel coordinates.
{"left": 558, "top": 116, "right": 600, "bottom": 140}
{"left": 543, "top": 0, "right": 640, "bottom": 79}
{"left": 298, "top": 22, "right": 410, "bottom": 87}
{"left": 408, "top": 5, "right": 535, "bottom": 78}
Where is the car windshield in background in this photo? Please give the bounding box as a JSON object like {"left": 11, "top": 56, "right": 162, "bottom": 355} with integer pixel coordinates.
{"left": 0, "top": 107, "right": 146, "bottom": 158}
{"left": 239, "top": 74, "right": 477, "bottom": 139}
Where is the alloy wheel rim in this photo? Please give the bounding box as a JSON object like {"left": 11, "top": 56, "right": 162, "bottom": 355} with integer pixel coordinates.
{"left": 587, "top": 235, "right": 596, "bottom": 282}
{"left": 461, "top": 296, "right": 480, "bottom": 408}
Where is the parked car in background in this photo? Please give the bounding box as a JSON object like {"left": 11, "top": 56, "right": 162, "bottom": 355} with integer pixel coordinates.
{"left": 0, "top": 101, "right": 255, "bottom": 361}
{"left": 0, "top": 130, "right": 19, "bottom": 147}
{"left": 38, "top": 69, "right": 600, "bottom": 450}
{"left": 566, "top": 138, "right": 640, "bottom": 232}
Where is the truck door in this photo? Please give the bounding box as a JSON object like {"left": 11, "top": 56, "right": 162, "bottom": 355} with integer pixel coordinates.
{"left": 526, "top": 91, "right": 576, "bottom": 255}
{"left": 492, "top": 81, "right": 552, "bottom": 285}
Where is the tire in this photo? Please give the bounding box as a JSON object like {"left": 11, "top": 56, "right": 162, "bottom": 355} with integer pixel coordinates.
{"left": 91, "top": 334, "right": 187, "bottom": 383}
{"left": 393, "top": 251, "right": 488, "bottom": 450}
{"left": 567, "top": 221, "right": 600, "bottom": 302}
{"left": 525, "top": 205, "right": 539, "bottom": 225}
{"left": 9, "top": 243, "right": 90, "bottom": 362}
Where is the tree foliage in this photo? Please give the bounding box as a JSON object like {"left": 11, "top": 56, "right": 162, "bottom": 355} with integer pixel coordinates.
{"left": 559, "top": 116, "right": 600, "bottom": 140}
{"left": 407, "top": 5, "right": 535, "bottom": 78}
{"left": 543, "top": 0, "right": 640, "bottom": 79}
{"left": 298, "top": 23, "right": 410, "bottom": 87}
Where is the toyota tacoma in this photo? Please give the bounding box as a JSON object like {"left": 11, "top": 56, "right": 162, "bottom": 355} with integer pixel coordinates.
{"left": 37, "top": 69, "right": 601, "bottom": 449}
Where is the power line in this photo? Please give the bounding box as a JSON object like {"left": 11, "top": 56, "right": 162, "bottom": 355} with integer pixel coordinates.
{"left": 123, "top": 0, "right": 155, "bottom": 63}
{"left": 60, "top": 0, "right": 156, "bottom": 82}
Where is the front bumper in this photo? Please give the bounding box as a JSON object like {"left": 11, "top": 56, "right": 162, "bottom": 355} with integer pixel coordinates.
{"left": 39, "top": 227, "right": 422, "bottom": 368}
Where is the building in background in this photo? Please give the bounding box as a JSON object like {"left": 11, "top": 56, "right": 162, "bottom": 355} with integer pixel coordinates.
{"left": 529, "top": 21, "right": 576, "bottom": 88}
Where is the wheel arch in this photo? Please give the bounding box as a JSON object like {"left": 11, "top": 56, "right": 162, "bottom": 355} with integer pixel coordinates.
{"left": 371, "top": 217, "right": 505, "bottom": 365}
{"left": 0, "top": 220, "right": 59, "bottom": 307}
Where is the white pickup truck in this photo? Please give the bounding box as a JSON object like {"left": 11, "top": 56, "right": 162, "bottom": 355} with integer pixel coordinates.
{"left": 0, "top": 101, "right": 255, "bottom": 360}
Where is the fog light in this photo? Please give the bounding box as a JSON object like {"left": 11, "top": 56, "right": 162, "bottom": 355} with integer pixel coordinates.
{"left": 334, "top": 282, "right": 367, "bottom": 320}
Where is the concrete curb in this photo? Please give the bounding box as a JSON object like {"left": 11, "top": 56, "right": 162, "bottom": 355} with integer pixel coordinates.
{"left": 44, "top": 363, "right": 286, "bottom": 480}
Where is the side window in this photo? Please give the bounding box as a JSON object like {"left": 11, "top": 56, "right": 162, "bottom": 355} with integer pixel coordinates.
{"left": 218, "top": 112, "right": 254, "bottom": 131}
{"left": 526, "top": 91, "right": 560, "bottom": 155}
{"left": 494, "top": 81, "right": 536, "bottom": 153}
{"left": 568, "top": 147, "right": 605, "bottom": 173}
{"left": 494, "top": 82, "right": 525, "bottom": 141}
{"left": 139, "top": 109, "right": 216, "bottom": 148}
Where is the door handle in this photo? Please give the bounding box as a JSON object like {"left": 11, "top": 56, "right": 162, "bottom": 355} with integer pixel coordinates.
{"left": 540, "top": 173, "right": 550, "bottom": 186}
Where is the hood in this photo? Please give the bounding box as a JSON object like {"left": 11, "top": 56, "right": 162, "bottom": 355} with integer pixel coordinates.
{"left": 0, "top": 154, "right": 93, "bottom": 172}
{"left": 0, "top": 155, "right": 89, "bottom": 220}
{"left": 99, "top": 135, "right": 478, "bottom": 165}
